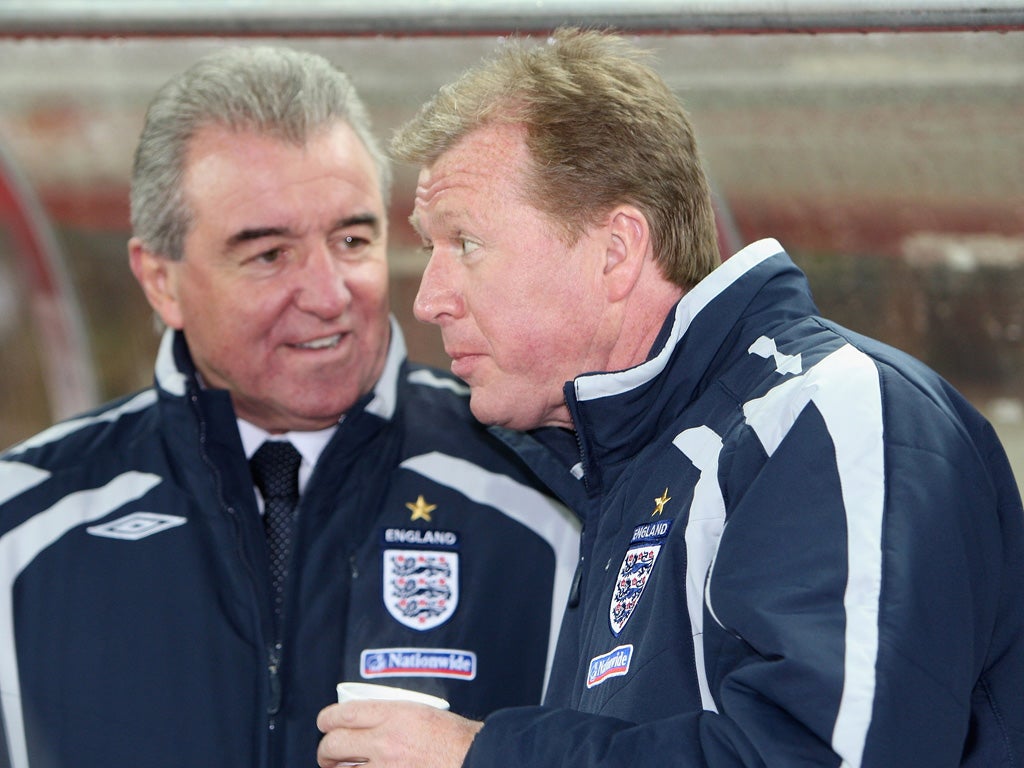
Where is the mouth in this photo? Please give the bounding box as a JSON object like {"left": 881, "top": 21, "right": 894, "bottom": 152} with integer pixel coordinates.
{"left": 448, "top": 351, "right": 482, "bottom": 380}
{"left": 444, "top": 343, "right": 475, "bottom": 361}
{"left": 291, "top": 333, "right": 344, "bottom": 350}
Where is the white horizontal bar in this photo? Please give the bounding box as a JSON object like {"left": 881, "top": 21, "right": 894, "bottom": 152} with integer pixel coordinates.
{"left": 0, "top": 0, "right": 1022, "bottom": 37}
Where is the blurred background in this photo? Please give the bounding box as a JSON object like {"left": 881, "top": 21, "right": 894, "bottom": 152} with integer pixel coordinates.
{"left": 1, "top": 1, "right": 1022, "bottom": 490}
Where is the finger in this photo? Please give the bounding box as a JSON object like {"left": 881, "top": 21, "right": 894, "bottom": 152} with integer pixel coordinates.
{"left": 322, "top": 699, "right": 438, "bottom": 733}
{"left": 317, "top": 727, "right": 372, "bottom": 768}
{"left": 316, "top": 703, "right": 350, "bottom": 733}
{"left": 317, "top": 700, "right": 390, "bottom": 732}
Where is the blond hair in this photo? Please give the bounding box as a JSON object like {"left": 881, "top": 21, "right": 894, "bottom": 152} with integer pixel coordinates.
{"left": 391, "top": 28, "right": 719, "bottom": 288}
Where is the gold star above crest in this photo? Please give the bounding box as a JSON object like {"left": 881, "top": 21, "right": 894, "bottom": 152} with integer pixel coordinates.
{"left": 652, "top": 488, "right": 671, "bottom": 517}
{"left": 406, "top": 495, "right": 437, "bottom": 522}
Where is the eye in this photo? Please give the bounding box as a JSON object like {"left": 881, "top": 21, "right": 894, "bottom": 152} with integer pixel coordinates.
{"left": 254, "top": 247, "right": 285, "bottom": 264}
{"left": 342, "top": 234, "right": 370, "bottom": 249}
{"left": 460, "top": 239, "right": 480, "bottom": 257}
{"left": 331, "top": 228, "right": 376, "bottom": 259}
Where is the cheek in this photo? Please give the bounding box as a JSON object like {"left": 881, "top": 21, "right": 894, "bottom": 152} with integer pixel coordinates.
{"left": 173, "top": 280, "right": 216, "bottom": 331}
{"left": 349, "top": 264, "right": 390, "bottom": 310}
{"left": 195, "top": 285, "right": 255, "bottom": 325}
{"left": 185, "top": 285, "right": 277, "bottom": 359}
{"left": 516, "top": 287, "right": 601, "bottom": 374}
{"left": 489, "top": 307, "right": 569, "bottom": 374}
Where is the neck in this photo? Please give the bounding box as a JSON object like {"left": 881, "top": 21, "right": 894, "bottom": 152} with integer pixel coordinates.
{"left": 606, "top": 274, "right": 686, "bottom": 371}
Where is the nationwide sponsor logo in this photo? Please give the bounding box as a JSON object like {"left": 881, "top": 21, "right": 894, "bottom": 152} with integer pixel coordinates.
{"left": 586, "top": 644, "right": 633, "bottom": 688}
{"left": 87, "top": 512, "right": 186, "bottom": 541}
{"left": 383, "top": 548, "right": 459, "bottom": 630}
{"left": 361, "top": 647, "right": 477, "bottom": 680}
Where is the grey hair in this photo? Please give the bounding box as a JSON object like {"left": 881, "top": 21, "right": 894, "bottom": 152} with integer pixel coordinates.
{"left": 130, "top": 45, "right": 391, "bottom": 260}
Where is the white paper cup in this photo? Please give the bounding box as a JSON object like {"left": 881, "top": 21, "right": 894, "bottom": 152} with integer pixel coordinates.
{"left": 336, "top": 682, "right": 450, "bottom": 710}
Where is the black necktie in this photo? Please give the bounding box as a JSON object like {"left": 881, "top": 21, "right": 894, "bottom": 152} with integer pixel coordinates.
{"left": 249, "top": 441, "right": 302, "bottom": 624}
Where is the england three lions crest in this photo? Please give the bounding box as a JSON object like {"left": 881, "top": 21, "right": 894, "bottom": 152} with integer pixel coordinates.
{"left": 384, "top": 547, "right": 459, "bottom": 631}
{"left": 609, "top": 519, "right": 672, "bottom": 636}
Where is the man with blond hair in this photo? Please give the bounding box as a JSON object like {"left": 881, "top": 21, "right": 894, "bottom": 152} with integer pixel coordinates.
{"left": 316, "top": 28, "right": 1024, "bottom": 768}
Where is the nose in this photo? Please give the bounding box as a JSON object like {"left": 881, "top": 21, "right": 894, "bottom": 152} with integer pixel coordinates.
{"left": 294, "top": 243, "right": 351, "bottom": 319}
{"left": 414, "top": 251, "right": 463, "bottom": 325}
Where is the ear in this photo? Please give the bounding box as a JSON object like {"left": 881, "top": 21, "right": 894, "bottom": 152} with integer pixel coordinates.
{"left": 128, "top": 237, "right": 185, "bottom": 329}
{"left": 602, "top": 205, "right": 651, "bottom": 303}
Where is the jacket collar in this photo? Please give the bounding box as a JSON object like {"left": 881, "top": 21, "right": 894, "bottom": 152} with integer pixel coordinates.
{"left": 565, "top": 238, "right": 816, "bottom": 494}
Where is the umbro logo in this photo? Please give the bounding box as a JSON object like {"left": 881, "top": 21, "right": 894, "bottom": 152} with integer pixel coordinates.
{"left": 87, "top": 512, "right": 187, "bottom": 541}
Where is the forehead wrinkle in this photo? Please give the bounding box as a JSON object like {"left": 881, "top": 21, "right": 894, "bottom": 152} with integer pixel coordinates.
{"left": 410, "top": 204, "right": 458, "bottom": 239}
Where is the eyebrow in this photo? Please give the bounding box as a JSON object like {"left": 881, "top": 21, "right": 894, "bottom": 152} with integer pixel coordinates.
{"left": 225, "top": 213, "right": 382, "bottom": 249}
{"left": 407, "top": 209, "right": 454, "bottom": 239}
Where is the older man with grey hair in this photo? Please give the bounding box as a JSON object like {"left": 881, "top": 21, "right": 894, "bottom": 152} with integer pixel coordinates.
{"left": 0, "top": 45, "right": 579, "bottom": 768}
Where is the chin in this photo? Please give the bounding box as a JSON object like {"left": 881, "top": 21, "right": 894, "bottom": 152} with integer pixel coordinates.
{"left": 467, "top": 397, "right": 506, "bottom": 429}
{"left": 469, "top": 397, "right": 535, "bottom": 432}
{"left": 276, "top": 398, "right": 352, "bottom": 431}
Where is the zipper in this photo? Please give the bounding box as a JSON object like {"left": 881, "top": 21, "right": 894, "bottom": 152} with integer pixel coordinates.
{"left": 180, "top": 365, "right": 286, "bottom": 765}
{"left": 267, "top": 642, "right": 283, "bottom": 723}
{"left": 191, "top": 387, "right": 283, "bottom": 743}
